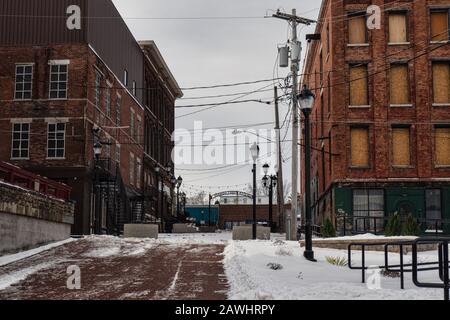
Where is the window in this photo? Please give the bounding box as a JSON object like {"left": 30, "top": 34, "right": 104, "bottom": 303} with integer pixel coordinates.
{"left": 116, "top": 95, "right": 121, "bottom": 126}
{"left": 390, "top": 64, "right": 410, "bottom": 105}
{"left": 106, "top": 86, "right": 111, "bottom": 117}
{"left": 124, "top": 70, "right": 128, "bottom": 86}
{"left": 95, "top": 71, "right": 102, "bottom": 109}
{"left": 435, "top": 126, "right": 450, "bottom": 166}
{"left": 115, "top": 144, "right": 121, "bottom": 163}
{"left": 136, "top": 115, "right": 142, "bottom": 144}
{"left": 130, "top": 109, "right": 135, "bottom": 140}
{"left": 350, "top": 127, "right": 369, "bottom": 167}
{"left": 47, "top": 123, "right": 66, "bottom": 159}
{"left": 389, "top": 12, "right": 408, "bottom": 43}
{"left": 392, "top": 127, "right": 411, "bottom": 166}
{"left": 349, "top": 64, "right": 369, "bottom": 106}
{"left": 11, "top": 123, "right": 30, "bottom": 159}
{"left": 327, "top": 73, "right": 331, "bottom": 113}
{"left": 15, "top": 64, "right": 33, "bottom": 100}
{"left": 431, "top": 10, "right": 449, "bottom": 42}
{"left": 432, "top": 62, "right": 450, "bottom": 104}
{"left": 136, "top": 157, "right": 142, "bottom": 189}
{"left": 129, "top": 153, "right": 135, "bottom": 185}
{"left": 132, "top": 81, "right": 136, "bottom": 96}
{"left": 352, "top": 189, "right": 384, "bottom": 232}
{"left": 348, "top": 14, "right": 367, "bottom": 45}
{"left": 426, "top": 189, "right": 442, "bottom": 222}
{"left": 49, "top": 64, "right": 68, "bottom": 99}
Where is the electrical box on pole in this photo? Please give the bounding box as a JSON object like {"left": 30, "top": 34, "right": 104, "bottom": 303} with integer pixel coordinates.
{"left": 279, "top": 46, "right": 289, "bottom": 68}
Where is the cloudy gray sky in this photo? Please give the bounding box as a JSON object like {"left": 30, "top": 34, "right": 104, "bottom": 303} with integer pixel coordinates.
{"left": 113, "top": 0, "right": 320, "bottom": 197}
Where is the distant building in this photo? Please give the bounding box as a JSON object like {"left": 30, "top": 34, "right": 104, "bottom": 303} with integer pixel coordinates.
{"left": 301, "top": 0, "right": 450, "bottom": 234}
{"left": 0, "top": 0, "right": 182, "bottom": 235}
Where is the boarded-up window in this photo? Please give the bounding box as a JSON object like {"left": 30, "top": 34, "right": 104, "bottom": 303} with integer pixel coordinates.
{"left": 348, "top": 15, "right": 367, "bottom": 44}
{"left": 433, "top": 63, "right": 450, "bottom": 104}
{"left": 389, "top": 13, "right": 407, "bottom": 43}
{"left": 350, "top": 65, "right": 369, "bottom": 106}
{"left": 436, "top": 127, "right": 450, "bottom": 166}
{"left": 392, "top": 127, "right": 411, "bottom": 166}
{"left": 390, "top": 64, "right": 410, "bottom": 104}
{"left": 431, "top": 11, "right": 449, "bottom": 41}
{"left": 351, "top": 127, "right": 369, "bottom": 167}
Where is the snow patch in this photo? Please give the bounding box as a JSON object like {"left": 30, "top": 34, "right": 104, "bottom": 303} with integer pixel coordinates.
{"left": 0, "top": 262, "right": 53, "bottom": 290}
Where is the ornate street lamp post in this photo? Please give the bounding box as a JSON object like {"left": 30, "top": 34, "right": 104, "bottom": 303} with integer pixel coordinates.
{"left": 250, "top": 142, "right": 260, "bottom": 240}
{"left": 93, "top": 142, "right": 103, "bottom": 234}
{"left": 262, "top": 163, "right": 278, "bottom": 232}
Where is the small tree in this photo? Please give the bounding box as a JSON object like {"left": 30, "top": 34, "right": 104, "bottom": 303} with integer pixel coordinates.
{"left": 322, "top": 218, "right": 336, "bottom": 238}
{"left": 401, "top": 214, "right": 420, "bottom": 236}
{"left": 385, "top": 212, "right": 402, "bottom": 236}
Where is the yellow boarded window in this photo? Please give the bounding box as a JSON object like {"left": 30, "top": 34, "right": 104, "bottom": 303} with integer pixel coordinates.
{"left": 433, "top": 63, "right": 450, "bottom": 104}
{"left": 431, "top": 11, "right": 449, "bottom": 41}
{"left": 392, "top": 127, "right": 411, "bottom": 166}
{"left": 350, "top": 65, "right": 369, "bottom": 106}
{"left": 348, "top": 15, "right": 367, "bottom": 44}
{"left": 351, "top": 127, "right": 369, "bottom": 167}
{"left": 389, "top": 13, "right": 407, "bottom": 43}
{"left": 390, "top": 64, "right": 410, "bottom": 104}
{"left": 436, "top": 127, "right": 450, "bottom": 166}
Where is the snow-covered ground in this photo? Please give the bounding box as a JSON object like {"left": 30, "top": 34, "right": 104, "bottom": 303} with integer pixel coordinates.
{"left": 0, "top": 232, "right": 447, "bottom": 300}
{"left": 224, "top": 237, "right": 445, "bottom": 300}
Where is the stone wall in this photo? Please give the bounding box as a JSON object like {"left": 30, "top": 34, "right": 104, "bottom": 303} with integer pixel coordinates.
{"left": 0, "top": 182, "right": 75, "bottom": 255}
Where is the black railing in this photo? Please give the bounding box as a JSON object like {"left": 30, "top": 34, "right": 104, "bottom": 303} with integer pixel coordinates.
{"left": 337, "top": 215, "right": 450, "bottom": 236}
{"left": 347, "top": 238, "right": 450, "bottom": 300}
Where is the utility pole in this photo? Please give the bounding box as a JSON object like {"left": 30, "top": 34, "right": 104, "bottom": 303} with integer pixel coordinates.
{"left": 273, "top": 9, "right": 315, "bottom": 241}
{"left": 274, "top": 86, "right": 285, "bottom": 233}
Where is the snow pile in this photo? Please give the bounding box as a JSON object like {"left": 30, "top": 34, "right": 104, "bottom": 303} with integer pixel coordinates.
{"left": 0, "top": 238, "right": 76, "bottom": 267}
{"left": 0, "top": 262, "right": 54, "bottom": 290}
{"left": 319, "top": 233, "right": 418, "bottom": 241}
{"left": 224, "top": 239, "right": 444, "bottom": 300}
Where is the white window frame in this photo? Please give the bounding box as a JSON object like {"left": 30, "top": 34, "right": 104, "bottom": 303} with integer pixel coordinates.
{"left": 129, "top": 152, "right": 135, "bottom": 185}
{"left": 47, "top": 122, "right": 66, "bottom": 159}
{"left": 132, "top": 81, "right": 136, "bottom": 96}
{"left": 14, "top": 64, "right": 33, "bottom": 100}
{"left": 124, "top": 69, "right": 128, "bottom": 86}
{"left": 116, "top": 94, "right": 122, "bottom": 126}
{"left": 136, "top": 157, "right": 142, "bottom": 189}
{"left": 48, "top": 61, "right": 69, "bottom": 100}
{"left": 136, "top": 115, "right": 142, "bottom": 144}
{"left": 11, "top": 122, "right": 30, "bottom": 160}
{"left": 130, "top": 108, "right": 135, "bottom": 140}
{"left": 106, "top": 82, "right": 112, "bottom": 118}
{"left": 115, "top": 144, "right": 121, "bottom": 164}
{"left": 94, "top": 71, "right": 102, "bottom": 109}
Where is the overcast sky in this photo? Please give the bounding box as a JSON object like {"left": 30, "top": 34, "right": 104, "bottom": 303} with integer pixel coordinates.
{"left": 112, "top": 0, "right": 320, "bottom": 197}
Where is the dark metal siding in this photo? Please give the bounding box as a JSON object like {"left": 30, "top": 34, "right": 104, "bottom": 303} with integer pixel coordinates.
{"left": 0, "top": 0, "right": 87, "bottom": 45}
{"left": 0, "top": 0, "right": 144, "bottom": 104}
{"left": 87, "top": 0, "right": 143, "bottom": 103}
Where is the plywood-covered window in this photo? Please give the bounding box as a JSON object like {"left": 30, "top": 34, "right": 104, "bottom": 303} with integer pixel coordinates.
{"left": 431, "top": 10, "right": 449, "bottom": 41}
{"left": 435, "top": 127, "right": 450, "bottom": 166}
{"left": 389, "top": 13, "right": 408, "bottom": 43}
{"left": 390, "top": 64, "right": 410, "bottom": 105}
{"left": 350, "top": 127, "right": 370, "bottom": 167}
{"left": 350, "top": 64, "right": 369, "bottom": 106}
{"left": 432, "top": 62, "right": 450, "bottom": 104}
{"left": 392, "top": 127, "right": 411, "bottom": 166}
{"left": 348, "top": 14, "right": 367, "bottom": 44}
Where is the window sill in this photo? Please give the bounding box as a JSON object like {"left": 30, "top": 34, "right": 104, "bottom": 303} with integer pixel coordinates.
{"left": 388, "top": 42, "right": 411, "bottom": 46}
{"left": 347, "top": 43, "right": 369, "bottom": 47}
{"left": 46, "top": 157, "right": 66, "bottom": 160}
{"left": 432, "top": 103, "right": 450, "bottom": 107}
{"left": 13, "top": 99, "right": 33, "bottom": 102}
{"left": 349, "top": 105, "right": 371, "bottom": 108}
{"left": 390, "top": 104, "right": 413, "bottom": 108}
{"left": 435, "top": 165, "right": 450, "bottom": 169}
{"left": 392, "top": 165, "right": 414, "bottom": 169}
{"left": 430, "top": 40, "right": 449, "bottom": 44}
{"left": 48, "top": 98, "right": 68, "bottom": 101}
{"left": 349, "top": 166, "right": 371, "bottom": 169}
{"left": 11, "top": 157, "right": 29, "bottom": 161}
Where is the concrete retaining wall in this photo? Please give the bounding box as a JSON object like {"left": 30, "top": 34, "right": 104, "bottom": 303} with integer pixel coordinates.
{"left": 123, "top": 224, "right": 158, "bottom": 239}
{"left": 0, "top": 182, "right": 75, "bottom": 255}
{"left": 232, "top": 226, "right": 271, "bottom": 240}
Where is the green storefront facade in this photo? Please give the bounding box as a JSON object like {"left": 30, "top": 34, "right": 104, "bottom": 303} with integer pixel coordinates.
{"left": 332, "top": 183, "right": 450, "bottom": 235}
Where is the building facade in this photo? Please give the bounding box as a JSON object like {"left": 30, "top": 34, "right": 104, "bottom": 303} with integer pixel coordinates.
{"left": 301, "top": 0, "right": 450, "bottom": 234}
{"left": 0, "top": 0, "right": 182, "bottom": 235}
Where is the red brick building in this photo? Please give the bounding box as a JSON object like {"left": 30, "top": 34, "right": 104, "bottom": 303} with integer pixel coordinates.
{"left": 0, "top": 0, "right": 182, "bottom": 235}
{"left": 301, "top": 0, "right": 450, "bottom": 234}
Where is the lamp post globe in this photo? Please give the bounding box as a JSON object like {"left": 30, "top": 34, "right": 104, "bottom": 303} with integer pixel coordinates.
{"left": 176, "top": 176, "right": 183, "bottom": 187}
{"left": 299, "top": 85, "right": 315, "bottom": 110}
{"left": 249, "top": 142, "right": 260, "bottom": 163}
{"left": 93, "top": 142, "right": 103, "bottom": 160}
{"left": 262, "top": 163, "right": 270, "bottom": 176}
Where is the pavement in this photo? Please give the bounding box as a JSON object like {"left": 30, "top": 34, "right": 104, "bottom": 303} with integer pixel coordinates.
{"left": 0, "top": 237, "right": 228, "bottom": 300}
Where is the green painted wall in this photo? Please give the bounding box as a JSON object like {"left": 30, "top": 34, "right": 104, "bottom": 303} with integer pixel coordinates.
{"left": 385, "top": 187, "right": 425, "bottom": 219}
{"left": 334, "top": 187, "right": 352, "bottom": 216}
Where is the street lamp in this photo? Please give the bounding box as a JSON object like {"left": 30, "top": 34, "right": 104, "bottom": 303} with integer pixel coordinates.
{"left": 176, "top": 176, "right": 183, "bottom": 218}
{"left": 250, "top": 142, "right": 260, "bottom": 240}
{"left": 262, "top": 163, "right": 278, "bottom": 232}
{"left": 93, "top": 142, "right": 103, "bottom": 234}
{"left": 299, "top": 84, "right": 316, "bottom": 262}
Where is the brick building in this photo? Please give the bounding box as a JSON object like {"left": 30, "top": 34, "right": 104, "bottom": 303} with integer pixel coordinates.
{"left": 301, "top": 0, "right": 450, "bottom": 234}
{"left": 0, "top": 0, "right": 182, "bottom": 235}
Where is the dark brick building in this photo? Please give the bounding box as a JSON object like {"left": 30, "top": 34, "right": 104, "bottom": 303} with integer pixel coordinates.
{"left": 301, "top": 0, "right": 450, "bottom": 234}
{"left": 0, "top": 0, "right": 182, "bottom": 235}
